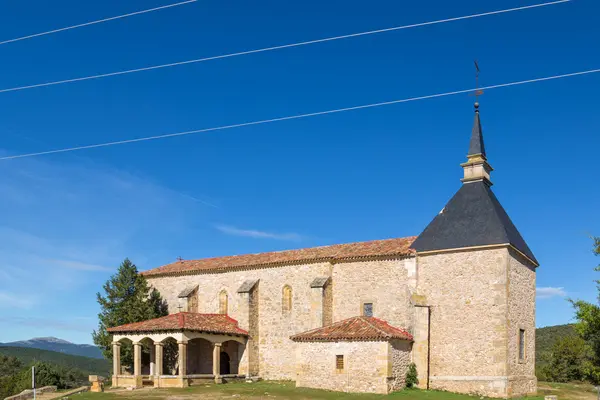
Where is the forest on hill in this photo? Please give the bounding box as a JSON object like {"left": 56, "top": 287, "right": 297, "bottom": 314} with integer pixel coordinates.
{"left": 0, "top": 347, "right": 110, "bottom": 399}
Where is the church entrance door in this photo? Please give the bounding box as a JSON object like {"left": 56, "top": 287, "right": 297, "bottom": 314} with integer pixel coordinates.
{"left": 220, "top": 352, "right": 230, "bottom": 375}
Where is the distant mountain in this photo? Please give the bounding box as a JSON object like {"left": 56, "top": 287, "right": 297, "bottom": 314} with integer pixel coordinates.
{"left": 0, "top": 346, "right": 110, "bottom": 376}
{"left": 0, "top": 337, "right": 103, "bottom": 359}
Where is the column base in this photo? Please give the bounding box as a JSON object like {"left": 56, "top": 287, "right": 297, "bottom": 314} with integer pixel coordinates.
{"left": 214, "top": 376, "right": 223, "bottom": 384}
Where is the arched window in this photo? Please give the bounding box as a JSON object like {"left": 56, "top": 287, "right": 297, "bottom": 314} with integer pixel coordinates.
{"left": 219, "top": 290, "right": 228, "bottom": 314}
{"left": 282, "top": 285, "right": 292, "bottom": 314}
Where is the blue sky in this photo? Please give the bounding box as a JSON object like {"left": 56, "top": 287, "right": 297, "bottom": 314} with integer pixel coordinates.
{"left": 0, "top": 0, "right": 599, "bottom": 345}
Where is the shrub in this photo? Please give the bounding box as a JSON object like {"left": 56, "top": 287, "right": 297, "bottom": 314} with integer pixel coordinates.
{"left": 406, "top": 363, "right": 418, "bottom": 388}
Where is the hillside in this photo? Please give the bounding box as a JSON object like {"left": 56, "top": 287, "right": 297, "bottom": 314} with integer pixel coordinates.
{"left": 0, "top": 346, "right": 110, "bottom": 376}
{"left": 536, "top": 324, "right": 577, "bottom": 375}
{"left": 0, "top": 337, "right": 102, "bottom": 359}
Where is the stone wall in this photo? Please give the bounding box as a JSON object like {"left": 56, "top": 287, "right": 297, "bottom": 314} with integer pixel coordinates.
{"left": 417, "top": 248, "right": 509, "bottom": 398}
{"left": 147, "top": 261, "right": 332, "bottom": 380}
{"left": 506, "top": 248, "right": 537, "bottom": 397}
{"left": 148, "top": 256, "right": 415, "bottom": 382}
{"left": 388, "top": 339, "right": 412, "bottom": 391}
{"left": 295, "top": 341, "right": 390, "bottom": 394}
{"left": 332, "top": 258, "right": 413, "bottom": 329}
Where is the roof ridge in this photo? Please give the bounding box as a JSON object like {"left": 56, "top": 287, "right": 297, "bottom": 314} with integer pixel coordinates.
{"left": 362, "top": 316, "right": 391, "bottom": 337}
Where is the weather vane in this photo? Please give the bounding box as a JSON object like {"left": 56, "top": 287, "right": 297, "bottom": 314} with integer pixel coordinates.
{"left": 471, "top": 60, "right": 484, "bottom": 107}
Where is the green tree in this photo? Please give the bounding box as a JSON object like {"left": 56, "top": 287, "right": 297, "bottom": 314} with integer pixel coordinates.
{"left": 570, "top": 236, "right": 600, "bottom": 384}
{"left": 92, "top": 258, "right": 168, "bottom": 369}
{"left": 542, "top": 335, "right": 592, "bottom": 382}
{"left": 0, "top": 355, "right": 24, "bottom": 399}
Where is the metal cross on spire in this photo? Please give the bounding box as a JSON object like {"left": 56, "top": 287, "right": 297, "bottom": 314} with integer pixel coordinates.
{"left": 472, "top": 60, "right": 484, "bottom": 107}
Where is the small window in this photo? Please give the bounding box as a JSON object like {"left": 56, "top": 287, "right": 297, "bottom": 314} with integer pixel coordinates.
{"left": 518, "top": 329, "right": 526, "bottom": 360}
{"left": 219, "top": 290, "right": 229, "bottom": 314}
{"left": 362, "top": 303, "right": 373, "bottom": 317}
{"left": 282, "top": 285, "right": 292, "bottom": 314}
{"left": 336, "top": 355, "right": 344, "bottom": 370}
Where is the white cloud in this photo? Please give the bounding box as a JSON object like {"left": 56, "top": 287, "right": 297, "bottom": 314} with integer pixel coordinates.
{"left": 215, "top": 224, "right": 303, "bottom": 241}
{"left": 0, "top": 316, "right": 95, "bottom": 333}
{"left": 46, "top": 259, "right": 113, "bottom": 272}
{"left": 537, "top": 287, "right": 567, "bottom": 300}
{"left": 0, "top": 291, "right": 35, "bottom": 309}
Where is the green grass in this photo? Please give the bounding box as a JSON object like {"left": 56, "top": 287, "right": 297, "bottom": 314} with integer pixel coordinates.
{"left": 0, "top": 346, "right": 110, "bottom": 376}
{"left": 69, "top": 381, "right": 551, "bottom": 400}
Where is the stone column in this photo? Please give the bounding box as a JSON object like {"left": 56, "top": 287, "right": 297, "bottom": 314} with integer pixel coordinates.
{"left": 149, "top": 343, "right": 156, "bottom": 376}
{"left": 178, "top": 341, "right": 188, "bottom": 387}
{"left": 212, "top": 342, "right": 222, "bottom": 383}
{"left": 112, "top": 342, "right": 121, "bottom": 387}
{"left": 133, "top": 342, "right": 142, "bottom": 376}
{"left": 154, "top": 343, "right": 163, "bottom": 388}
{"left": 413, "top": 305, "right": 430, "bottom": 390}
{"left": 133, "top": 342, "right": 143, "bottom": 388}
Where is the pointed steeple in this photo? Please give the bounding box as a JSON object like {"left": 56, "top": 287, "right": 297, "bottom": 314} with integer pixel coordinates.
{"left": 461, "top": 102, "right": 493, "bottom": 186}
{"left": 468, "top": 102, "right": 486, "bottom": 157}
{"left": 411, "top": 102, "right": 539, "bottom": 266}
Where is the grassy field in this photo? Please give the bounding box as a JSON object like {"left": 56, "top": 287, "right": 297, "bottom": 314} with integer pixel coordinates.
{"left": 68, "top": 381, "right": 598, "bottom": 400}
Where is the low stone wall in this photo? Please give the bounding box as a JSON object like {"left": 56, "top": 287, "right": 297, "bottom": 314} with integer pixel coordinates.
{"left": 295, "top": 341, "right": 391, "bottom": 394}
{"left": 4, "top": 386, "right": 57, "bottom": 400}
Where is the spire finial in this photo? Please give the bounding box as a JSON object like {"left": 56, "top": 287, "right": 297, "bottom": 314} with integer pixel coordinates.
{"left": 462, "top": 61, "right": 493, "bottom": 185}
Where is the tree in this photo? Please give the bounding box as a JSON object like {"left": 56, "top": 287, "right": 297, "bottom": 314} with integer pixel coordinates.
{"left": 92, "top": 258, "right": 168, "bottom": 369}
{"left": 542, "top": 335, "right": 593, "bottom": 382}
{"left": 570, "top": 236, "right": 600, "bottom": 384}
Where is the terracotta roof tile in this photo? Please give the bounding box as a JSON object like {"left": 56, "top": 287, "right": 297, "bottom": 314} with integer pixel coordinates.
{"left": 290, "top": 316, "right": 413, "bottom": 342}
{"left": 107, "top": 313, "right": 248, "bottom": 336}
{"left": 142, "top": 237, "right": 416, "bottom": 277}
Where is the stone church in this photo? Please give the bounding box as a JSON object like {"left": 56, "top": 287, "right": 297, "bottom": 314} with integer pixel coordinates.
{"left": 108, "top": 103, "right": 537, "bottom": 398}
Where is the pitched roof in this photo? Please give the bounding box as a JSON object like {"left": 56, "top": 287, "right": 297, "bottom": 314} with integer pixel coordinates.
{"left": 106, "top": 313, "right": 248, "bottom": 336}
{"left": 411, "top": 180, "right": 538, "bottom": 265}
{"left": 142, "top": 237, "right": 416, "bottom": 277}
{"left": 290, "top": 316, "right": 413, "bottom": 342}
{"left": 468, "top": 105, "right": 486, "bottom": 157}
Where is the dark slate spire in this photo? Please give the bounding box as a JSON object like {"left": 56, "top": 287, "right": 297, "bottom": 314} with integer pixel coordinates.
{"left": 411, "top": 103, "right": 538, "bottom": 266}
{"left": 468, "top": 102, "right": 486, "bottom": 157}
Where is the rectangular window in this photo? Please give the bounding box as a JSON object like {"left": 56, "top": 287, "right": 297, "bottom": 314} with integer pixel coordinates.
{"left": 336, "top": 355, "right": 344, "bottom": 370}
{"left": 518, "top": 329, "right": 526, "bottom": 361}
{"left": 362, "top": 303, "right": 373, "bottom": 317}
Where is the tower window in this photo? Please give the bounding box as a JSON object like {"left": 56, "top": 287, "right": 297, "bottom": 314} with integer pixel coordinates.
{"left": 518, "top": 329, "right": 526, "bottom": 361}
{"left": 362, "top": 302, "right": 373, "bottom": 317}
{"left": 336, "top": 355, "right": 344, "bottom": 370}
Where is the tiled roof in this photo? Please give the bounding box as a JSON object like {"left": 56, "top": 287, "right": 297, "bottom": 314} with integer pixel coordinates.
{"left": 142, "top": 237, "right": 416, "bottom": 277}
{"left": 290, "top": 316, "right": 413, "bottom": 342}
{"left": 107, "top": 313, "right": 248, "bottom": 336}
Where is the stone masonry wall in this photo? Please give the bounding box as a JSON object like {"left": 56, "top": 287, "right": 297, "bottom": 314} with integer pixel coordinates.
{"left": 417, "top": 248, "right": 509, "bottom": 398}
{"left": 506, "top": 248, "right": 537, "bottom": 397}
{"left": 388, "top": 339, "right": 412, "bottom": 392}
{"left": 147, "top": 262, "right": 331, "bottom": 380}
{"left": 295, "top": 341, "right": 390, "bottom": 394}
{"left": 332, "top": 258, "right": 413, "bottom": 329}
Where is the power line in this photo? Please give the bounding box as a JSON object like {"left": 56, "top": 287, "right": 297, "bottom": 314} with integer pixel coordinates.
{"left": 1, "top": 67, "right": 598, "bottom": 161}
{"left": 0, "top": 0, "right": 569, "bottom": 94}
{"left": 0, "top": 0, "right": 197, "bottom": 46}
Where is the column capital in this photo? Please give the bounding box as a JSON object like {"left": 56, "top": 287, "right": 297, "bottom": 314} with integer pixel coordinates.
{"left": 177, "top": 340, "right": 188, "bottom": 345}
{"left": 112, "top": 341, "right": 121, "bottom": 347}
{"left": 154, "top": 342, "right": 164, "bottom": 347}
{"left": 213, "top": 342, "right": 222, "bottom": 347}
{"left": 132, "top": 342, "right": 142, "bottom": 346}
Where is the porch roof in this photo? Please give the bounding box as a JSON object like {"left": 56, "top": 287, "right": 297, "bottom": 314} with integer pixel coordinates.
{"left": 107, "top": 312, "right": 248, "bottom": 336}
{"left": 290, "top": 316, "right": 413, "bottom": 342}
